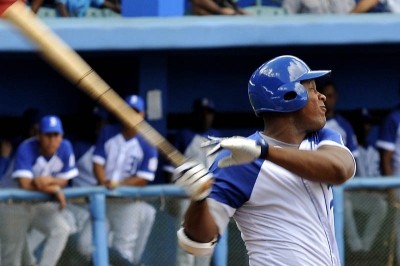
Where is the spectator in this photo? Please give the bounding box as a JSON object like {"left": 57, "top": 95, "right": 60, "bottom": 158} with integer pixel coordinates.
{"left": 376, "top": 104, "right": 400, "bottom": 262}
{"left": 78, "top": 95, "right": 158, "bottom": 265}
{"left": 190, "top": 0, "right": 248, "bottom": 15}
{"left": 282, "top": 0, "right": 356, "bottom": 14}
{"left": 55, "top": 0, "right": 120, "bottom": 17}
{"left": 166, "top": 97, "right": 222, "bottom": 266}
{"left": 0, "top": 115, "right": 77, "bottom": 266}
{"left": 318, "top": 81, "right": 360, "bottom": 158}
{"left": 344, "top": 108, "right": 387, "bottom": 253}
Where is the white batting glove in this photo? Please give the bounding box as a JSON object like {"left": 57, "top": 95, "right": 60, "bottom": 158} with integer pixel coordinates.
{"left": 201, "top": 136, "right": 269, "bottom": 168}
{"left": 172, "top": 161, "right": 214, "bottom": 202}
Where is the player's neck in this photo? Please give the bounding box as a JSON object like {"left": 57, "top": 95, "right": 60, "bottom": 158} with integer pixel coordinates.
{"left": 122, "top": 127, "right": 138, "bottom": 139}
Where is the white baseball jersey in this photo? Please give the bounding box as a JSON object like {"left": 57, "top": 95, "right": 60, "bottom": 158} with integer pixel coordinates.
{"left": 207, "top": 129, "right": 355, "bottom": 266}
{"left": 72, "top": 141, "right": 97, "bottom": 187}
{"left": 376, "top": 109, "right": 400, "bottom": 175}
{"left": 92, "top": 124, "right": 158, "bottom": 182}
{"left": 12, "top": 137, "right": 78, "bottom": 180}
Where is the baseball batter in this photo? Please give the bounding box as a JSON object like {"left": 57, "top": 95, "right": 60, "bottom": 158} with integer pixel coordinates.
{"left": 172, "top": 55, "right": 356, "bottom": 266}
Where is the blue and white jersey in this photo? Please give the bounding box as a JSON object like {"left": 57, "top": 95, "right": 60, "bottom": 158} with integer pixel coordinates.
{"left": 175, "top": 128, "right": 221, "bottom": 168}
{"left": 376, "top": 109, "right": 400, "bottom": 175}
{"left": 92, "top": 124, "right": 158, "bottom": 182}
{"left": 72, "top": 141, "right": 97, "bottom": 187}
{"left": 355, "top": 145, "right": 380, "bottom": 178}
{"left": 325, "top": 114, "right": 359, "bottom": 157}
{"left": 11, "top": 138, "right": 78, "bottom": 180}
{"left": 207, "top": 129, "right": 355, "bottom": 266}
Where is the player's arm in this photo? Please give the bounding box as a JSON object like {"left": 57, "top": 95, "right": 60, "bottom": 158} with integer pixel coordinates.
{"left": 183, "top": 200, "right": 219, "bottom": 243}
{"left": 379, "top": 148, "right": 393, "bottom": 176}
{"left": 56, "top": 2, "right": 70, "bottom": 17}
{"left": 203, "top": 137, "right": 354, "bottom": 185}
{"left": 33, "top": 176, "right": 69, "bottom": 189}
{"left": 350, "top": 0, "right": 379, "bottom": 13}
{"left": 30, "top": 0, "right": 45, "bottom": 13}
{"left": 101, "top": 0, "right": 121, "bottom": 13}
{"left": 118, "top": 176, "right": 147, "bottom": 187}
{"left": 267, "top": 145, "right": 354, "bottom": 184}
{"left": 93, "top": 162, "right": 107, "bottom": 185}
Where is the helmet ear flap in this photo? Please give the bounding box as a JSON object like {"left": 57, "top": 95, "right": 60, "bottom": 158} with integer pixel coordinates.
{"left": 283, "top": 91, "right": 297, "bottom": 101}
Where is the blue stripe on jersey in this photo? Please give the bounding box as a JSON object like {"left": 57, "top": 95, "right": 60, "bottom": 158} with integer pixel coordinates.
{"left": 209, "top": 133, "right": 263, "bottom": 209}
{"left": 316, "top": 127, "right": 345, "bottom": 144}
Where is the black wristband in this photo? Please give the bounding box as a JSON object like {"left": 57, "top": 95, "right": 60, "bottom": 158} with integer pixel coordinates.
{"left": 258, "top": 140, "right": 269, "bottom": 159}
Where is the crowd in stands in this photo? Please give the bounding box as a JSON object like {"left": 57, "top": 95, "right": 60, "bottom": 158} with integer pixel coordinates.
{"left": 20, "top": 0, "right": 398, "bottom": 18}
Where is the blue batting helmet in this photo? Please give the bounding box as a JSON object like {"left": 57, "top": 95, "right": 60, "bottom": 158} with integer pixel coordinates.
{"left": 248, "top": 55, "right": 331, "bottom": 115}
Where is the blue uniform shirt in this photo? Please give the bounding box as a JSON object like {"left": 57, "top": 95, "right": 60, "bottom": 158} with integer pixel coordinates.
{"left": 93, "top": 124, "right": 158, "bottom": 182}
{"left": 12, "top": 138, "right": 78, "bottom": 180}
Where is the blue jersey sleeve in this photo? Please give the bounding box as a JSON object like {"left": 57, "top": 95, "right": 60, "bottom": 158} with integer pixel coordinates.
{"left": 209, "top": 133, "right": 262, "bottom": 209}
{"left": 135, "top": 137, "right": 159, "bottom": 180}
{"left": 317, "top": 127, "right": 346, "bottom": 146}
{"left": 12, "top": 141, "right": 35, "bottom": 178}
{"left": 93, "top": 126, "right": 108, "bottom": 164}
{"left": 378, "top": 112, "right": 400, "bottom": 144}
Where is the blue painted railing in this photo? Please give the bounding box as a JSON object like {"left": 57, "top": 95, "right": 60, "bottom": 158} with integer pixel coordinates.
{"left": 0, "top": 185, "right": 228, "bottom": 266}
{"left": 4, "top": 178, "right": 395, "bottom": 266}
{"left": 333, "top": 177, "right": 400, "bottom": 266}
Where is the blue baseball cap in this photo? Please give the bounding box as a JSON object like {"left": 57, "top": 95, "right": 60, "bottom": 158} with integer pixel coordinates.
{"left": 125, "top": 95, "right": 145, "bottom": 112}
{"left": 40, "top": 115, "right": 64, "bottom": 134}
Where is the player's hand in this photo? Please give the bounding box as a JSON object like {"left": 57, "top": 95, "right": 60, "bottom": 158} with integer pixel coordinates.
{"left": 33, "top": 176, "right": 54, "bottom": 190}
{"left": 54, "top": 187, "right": 67, "bottom": 210}
{"left": 104, "top": 180, "right": 119, "bottom": 190}
{"left": 201, "top": 136, "right": 269, "bottom": 168}
{"left": 0, "top": 140, "right": 12, "bottom": 158}
{"left": 172, "top": 161, "right": 214, "bottom": 202}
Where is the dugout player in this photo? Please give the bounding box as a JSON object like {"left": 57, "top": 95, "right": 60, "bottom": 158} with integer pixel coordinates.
{"left": 0, "top": 115, "right": 77, "bottom": 266}
{"left": 172, "top": 55, "right": 356, "bottom": 265}
{"left": 376, "top": 105, "right": 400, "bottom": 262}
{"left": 87, "top": 94, "right": 158, "bottom": 265}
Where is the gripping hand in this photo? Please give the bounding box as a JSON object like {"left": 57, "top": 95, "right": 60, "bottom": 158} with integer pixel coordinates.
{"left": 172, "top": 161, "right": 214, "bottom": 202}
{"left": 201, "top": 136, "right": 269, "bottom": 168}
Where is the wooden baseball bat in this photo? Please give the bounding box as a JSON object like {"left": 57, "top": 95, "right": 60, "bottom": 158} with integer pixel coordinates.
{"left": 1, "top": 1, "right": 202, "bottom": 179}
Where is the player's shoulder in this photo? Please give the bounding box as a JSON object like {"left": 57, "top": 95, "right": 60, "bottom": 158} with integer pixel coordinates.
{"left": 312, "top": 127, "right": 342, "bottom": 143}
{"left": 386, "top": 109, "right": 400, "bottom": 122}
{"left": 58, "top": 139, "right": 74, "bottom": 151}
{"left": 17, "top": 137, "right": 37, "bottom": 151}
{"left": 100, "top": 124, "right": 122, "bottom": 138}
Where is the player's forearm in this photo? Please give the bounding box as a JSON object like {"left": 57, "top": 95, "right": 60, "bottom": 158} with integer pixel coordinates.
{"left": 379, "top": 149, "right": 393, "bottom": 176}
{"left": 93, "top": 163, "right": 107, "bottom": 185}
{"left": 350, "top": 0, "right": 379, "bottom": 13}
{"left": 56, "top": 3, "right": 70, "bottom": 17}
{"left": 30, "top": 0, "right": 44, "bottom": 13}
{"left": 183, "top": 201, "right": 219, "bottom": 243}
{"left": 119, "top": 177, "right": 148, "bottom": 187}
{"left": 191, "top": 0, "right": 222, "bottom": 14}
{"left": 267, "top": 145, "right": 355, "bottom": 184}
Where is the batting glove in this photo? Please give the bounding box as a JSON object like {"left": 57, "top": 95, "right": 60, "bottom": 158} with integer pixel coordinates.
{"left": 172, "top": 161, "right": 214, "bottom": 202}
{"left": 201, "top": 136, "right": 269, "bottom": 168}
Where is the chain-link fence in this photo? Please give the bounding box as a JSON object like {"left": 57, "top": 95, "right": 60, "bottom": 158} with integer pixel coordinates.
{"left": 0, "top": 188, "right": 249, "bottom": 266}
